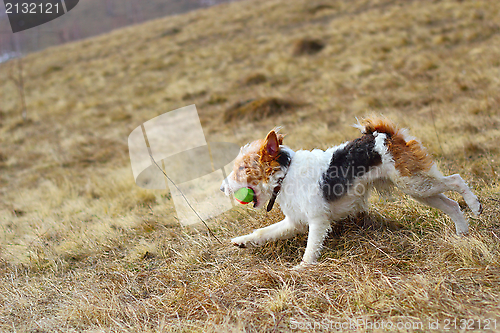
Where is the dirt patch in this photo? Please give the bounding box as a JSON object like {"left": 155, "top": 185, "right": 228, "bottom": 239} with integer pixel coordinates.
{"left": 239, "top": 73, "right": 267, "bottom": 86}
{"left": 292, "top": 38, "right": 325, "bottom": 56}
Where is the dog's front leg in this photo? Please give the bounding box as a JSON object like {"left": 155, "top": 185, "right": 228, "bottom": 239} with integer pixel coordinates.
{"left": 298, "top": 218, "right": 331, "bottom": 266}
{"left": 232, "top": 216, "right": 304, "bottom": 248}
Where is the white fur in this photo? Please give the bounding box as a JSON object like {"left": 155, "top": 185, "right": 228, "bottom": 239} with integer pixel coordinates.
{"left": 222, "top": 134, "right": 482, "bottom": 268}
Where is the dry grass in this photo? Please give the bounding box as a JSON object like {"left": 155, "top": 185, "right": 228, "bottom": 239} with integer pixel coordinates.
{"left": 1, "top": 0, "right": 500, "bottom": 331}
{"left": 0, "top": 0, "right": 233, "bottom": 54}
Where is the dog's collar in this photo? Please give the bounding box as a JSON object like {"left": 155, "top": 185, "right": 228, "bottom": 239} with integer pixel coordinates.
{"left": 266, "top": 149, "right": 291, "bottom": 212}
{"left": 266, "top": 176, "right": 285, "bottom": 212}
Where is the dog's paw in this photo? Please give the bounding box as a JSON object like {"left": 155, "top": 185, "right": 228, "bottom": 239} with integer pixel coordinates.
{"left": 291, "top": 261, "right": 316, "bottom": 271}
{"left": 472, "top": 199, "right": 483, "bottom": 216}
{"left": 466, "top": 195, "right": 482, "bottom": 216}
{"left": 231, "top": 236, "right": 252, "bottom": 248}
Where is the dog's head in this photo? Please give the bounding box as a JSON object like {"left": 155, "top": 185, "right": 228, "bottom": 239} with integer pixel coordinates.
{"left": 220, "top": 129, "right": 287, "bottom": 209}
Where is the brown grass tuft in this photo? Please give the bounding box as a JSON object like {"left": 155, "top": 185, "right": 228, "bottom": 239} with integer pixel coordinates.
{"left": 159, "top": 27, "right": 182, "bottom": 37}
{"left": 306, "top": 3, "right": 336, "bottom": 14}
{"left": 207, "top": 93, "right": 228, "bottom": 105}
{"left": 292, "top": 38, "right": 325, "bottom": 56}
{"left": 182, "top": 90, "right": 207, "bottom": 101}
{"left": 239, "top": 73, "right": 268, "bottom": 86}
{"left": 223, "top": 97, "right": 303, "bottom": 122}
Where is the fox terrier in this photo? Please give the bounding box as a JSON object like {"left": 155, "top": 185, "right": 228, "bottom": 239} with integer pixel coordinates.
{"left": 220, "top": 117, "right": 482, "bottom": 266}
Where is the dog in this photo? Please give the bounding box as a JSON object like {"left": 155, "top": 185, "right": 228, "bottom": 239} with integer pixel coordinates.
{"left": 220, "top": 117, "right": 482, "bottom": 267}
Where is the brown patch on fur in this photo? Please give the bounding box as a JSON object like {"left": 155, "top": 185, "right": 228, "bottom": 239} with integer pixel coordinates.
{"left": 277, "top": 134, "right": 284, "bottom": 145}
{"left": 358, "top": 116, "right": 398, "bottom": 136}
{"left": 259, "top": 131, "right": 282, "bottom": 179}
{"left": 232, "top": 130, "right": 285, "bottom": 186}
{"left": 359, "top": 116, "right": 434, "bottom": 177}
{"left": 388, "top": 136, "right": 434, "bottom": 177}
{"left": 233, "top": 140, "right": 267, "bottom": 186}
{"left": 273, "top": 128, "right": 285, "bottom": 146}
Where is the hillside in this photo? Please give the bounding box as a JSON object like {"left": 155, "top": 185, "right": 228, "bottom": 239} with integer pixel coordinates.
{"left": 0, "top": 0, "right": 235, "bottom": 55}
{"left": 1, "top": 0, "right": 499, "bottom": 331}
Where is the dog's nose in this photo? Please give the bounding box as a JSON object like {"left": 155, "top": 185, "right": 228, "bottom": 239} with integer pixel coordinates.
{"left": 220, "top": 184, "right": 225, "bottom": 192}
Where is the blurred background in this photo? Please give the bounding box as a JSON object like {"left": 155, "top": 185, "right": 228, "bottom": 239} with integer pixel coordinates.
{"left": 0, "top": 0, "right": 236, "bottom": 59}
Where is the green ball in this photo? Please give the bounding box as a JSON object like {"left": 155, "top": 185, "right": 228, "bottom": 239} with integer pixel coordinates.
{"left": 234, "top": 187, "right": 254, "bottom": 204}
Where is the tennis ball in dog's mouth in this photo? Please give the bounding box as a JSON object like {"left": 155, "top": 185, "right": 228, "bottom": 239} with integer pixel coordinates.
{"left": 234, "top": 187, "right": 255, "bottom": 204}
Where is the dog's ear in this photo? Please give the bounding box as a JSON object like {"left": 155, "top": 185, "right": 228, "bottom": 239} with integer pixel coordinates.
{"left": 263, "top": 131, "right": 280, "bottom": 158}
{"left": 276, "top": 133, "right": 285, "bottom": 145}
{"left": 272, "top": 126, "right": 285, "bottom": 145}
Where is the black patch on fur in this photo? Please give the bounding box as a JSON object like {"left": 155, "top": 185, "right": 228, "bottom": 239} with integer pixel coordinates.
{"left": 277, "top": 149, "right": 291, "bottom": 169}
{"left": 320, "top": 134, "right": 382, "bottom": 201}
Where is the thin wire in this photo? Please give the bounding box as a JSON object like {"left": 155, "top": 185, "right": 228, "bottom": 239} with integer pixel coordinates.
{"left": 148, "top": 152, "right": 223, "bottom": 244}
{"left": 429, "top": 87, "right": 444, "bottom": 157}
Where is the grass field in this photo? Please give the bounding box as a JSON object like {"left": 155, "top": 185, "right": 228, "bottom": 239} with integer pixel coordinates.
{"left": 1, "top": 0, "right": 499, "bottom": 331}
{"left": 0, "top": 0, "right": 234, "bottom": 54}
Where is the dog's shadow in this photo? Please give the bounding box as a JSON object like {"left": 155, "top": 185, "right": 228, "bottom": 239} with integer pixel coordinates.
{"left": 329, "top": 211, "right": 403, "bottom": 237}
{"left": 253, "top": 212, "right": 404, "bottom": 265}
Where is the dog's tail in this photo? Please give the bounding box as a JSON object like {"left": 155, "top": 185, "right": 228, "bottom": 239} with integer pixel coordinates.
{"left": 354, "top": 116, "right": 398, "bottom": 136}
{"left": 354, "top": 116, "right": 434, "bottom": 177}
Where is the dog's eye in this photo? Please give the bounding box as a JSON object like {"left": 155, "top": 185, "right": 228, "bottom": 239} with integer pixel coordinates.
{"left": 239, "top": 166, "right": 245, "bottom": 171}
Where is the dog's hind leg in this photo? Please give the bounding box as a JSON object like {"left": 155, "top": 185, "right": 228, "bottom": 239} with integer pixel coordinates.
{"left": 402, "top": 171, "right": 482, "bottom": 216}
{"left": 400, "top": 170, "right": 481, "bottom": 236}
{"left": 414, "top": 193, "right": 469, "bottom": 235}
{"left": 231, "top": 216, "right": 305, "bottom": 248}
{"left": 433, "top": 174, "right": 482, "bottom": 216}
